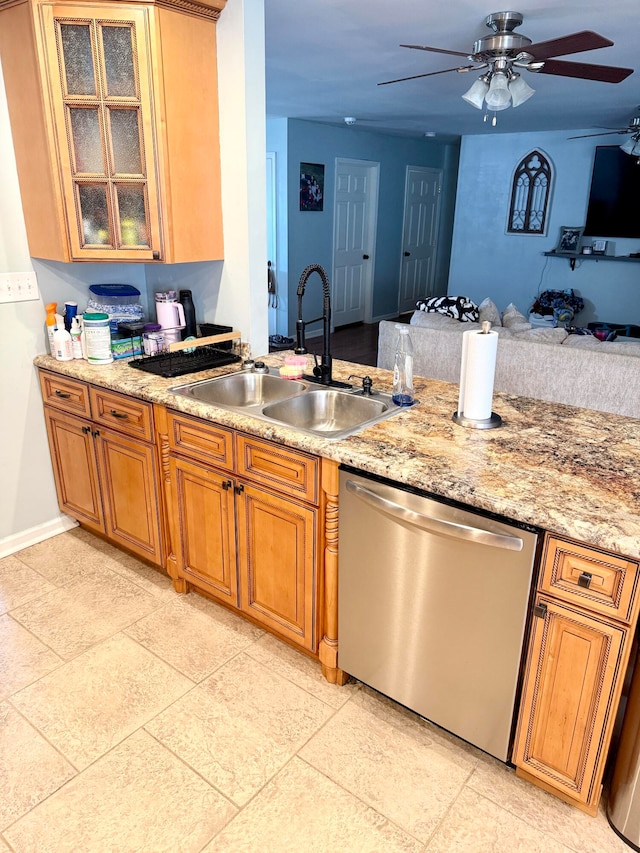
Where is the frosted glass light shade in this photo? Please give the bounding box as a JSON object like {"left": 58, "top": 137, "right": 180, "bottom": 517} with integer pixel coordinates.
{"left": 509, "top": 74, "right": 535, "bottom": 108}
{"left": 485, "top": 72, "right": 511, "bottom": 110}
{"left": 462, "top": 77, "right": 489, "bottom": 109}
{"left": 621, "top": 136, "right": 640, "bottom": 156}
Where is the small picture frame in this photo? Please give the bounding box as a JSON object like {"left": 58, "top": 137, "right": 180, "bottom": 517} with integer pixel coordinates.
{"left": 299, "top": 162, "right": 325, "bottom": 212}
{"left": 592, "top": 239, "right": 608, "bottom": 255}
{"left": 556, "top": 226, "right": 584, "bottom": 254}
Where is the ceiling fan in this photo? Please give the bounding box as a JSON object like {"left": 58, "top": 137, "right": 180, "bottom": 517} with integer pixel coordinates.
{"left": 569, "top": 113, "right": 640, "bottom": 159}
{"left": 379, "top": 12, "right": 634, "bottom": 122}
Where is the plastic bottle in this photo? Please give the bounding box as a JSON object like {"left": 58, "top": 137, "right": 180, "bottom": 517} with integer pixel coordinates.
{"left": 53, "top": 326, "right": 73, "bottom": 361}
{"left": 179, "top": 289, "right": 197, "bottom": 339}
{"left": 70, "top": 316, "right": 84, "bottom": 359}
{"left": 64, "top": 300, "right": 78, "bottom": 332}
{"left": 392, "top": 324, "right": 414, "bottom": 407}
{"left": 45, "top": 302, "right": 57, "bottom": 355}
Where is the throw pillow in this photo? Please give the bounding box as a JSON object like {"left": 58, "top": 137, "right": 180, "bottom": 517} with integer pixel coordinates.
{"left": 416, "top": 295, "right": 479, "bottom": 322}
{"left": 502, "top": 303, "right": 532, "bottom": 330}
{"left": 478, "top": 297, "right": 502, "bottom": 327}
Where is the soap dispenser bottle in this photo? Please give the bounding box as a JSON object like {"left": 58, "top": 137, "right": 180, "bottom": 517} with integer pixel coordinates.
{"left": 392, "top": 324, "right": 414, "bottom": 407}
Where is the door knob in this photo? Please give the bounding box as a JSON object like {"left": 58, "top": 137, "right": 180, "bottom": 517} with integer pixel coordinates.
{"left": 362, "top": 254, "right": 370, "bottom": 260}
{"left": 404, "top": 251, "right": 411, "bottom": 257}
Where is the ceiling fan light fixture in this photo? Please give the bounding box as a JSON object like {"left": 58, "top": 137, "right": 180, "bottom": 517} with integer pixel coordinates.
{"left": 485, "top": 71, "right": 511, "bottom": 110}
{"left": 508, "top": 73, "right": 535, "bottom": 108}
{"left": 620, "top": 135, "right": 640, "bottom": 156}
{"left": 461, "top": 75, "right": 489, "bottom": 109}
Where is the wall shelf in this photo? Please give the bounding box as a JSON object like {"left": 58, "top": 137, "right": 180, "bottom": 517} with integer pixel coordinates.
{"left": 544, "top": 251, "right": 640, "bottom": 271}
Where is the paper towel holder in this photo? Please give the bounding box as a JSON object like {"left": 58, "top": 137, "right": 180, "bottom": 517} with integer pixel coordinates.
{"left": 452, "top": 410, "right": 502, "bottom": 429}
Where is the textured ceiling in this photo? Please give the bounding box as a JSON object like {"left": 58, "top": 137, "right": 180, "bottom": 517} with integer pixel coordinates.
{"left": 264, "top": 0, "right": 639, "bottom": 139}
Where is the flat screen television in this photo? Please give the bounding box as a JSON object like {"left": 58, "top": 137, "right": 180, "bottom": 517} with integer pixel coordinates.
{"left": 584, "top": 145, "right": 640, "bottom": 238}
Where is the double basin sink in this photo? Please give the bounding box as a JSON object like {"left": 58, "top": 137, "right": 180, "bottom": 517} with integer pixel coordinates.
{"left": 170, "top": 367, "right": 410, "bottom": 441}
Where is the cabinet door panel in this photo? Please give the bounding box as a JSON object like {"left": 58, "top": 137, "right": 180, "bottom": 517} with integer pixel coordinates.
{"left": 237, "top": 483, "right": 317, "bottom": 651}
{"left": 513, "top": 597, "right": 626, "bottom": 809}
{"left": 96, "top": 428, "right": 162, "bottom": 564}
{"left": 170, "top": 456, "right": 238, "bottom": 605}
{"left": 45, "top": 5, "right": 161, "bottom": 260}
{"left": 43, "top": 407, "right": 104, "bottom": 532}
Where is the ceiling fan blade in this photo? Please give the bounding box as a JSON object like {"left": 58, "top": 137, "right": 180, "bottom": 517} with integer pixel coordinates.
{"left": 525, "top": 31, "right": 613, "bottom": 61}
{"left": 378, "top": 65, "right": 480, "bottom": 86}
{"left": 536, "top": 59, "right": 633, "bottom": 83}
{"left": 400, "top": 44, "right": 470, "bottom": 58}
{"left": 568, "top": 130, "right": 628, "bottom": 139}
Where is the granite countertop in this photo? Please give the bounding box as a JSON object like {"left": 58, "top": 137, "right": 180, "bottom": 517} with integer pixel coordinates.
{"left": 34, "top": 352, "right": 640, "bottom": 561}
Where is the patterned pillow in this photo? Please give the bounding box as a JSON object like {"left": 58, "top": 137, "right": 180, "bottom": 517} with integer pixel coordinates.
{"left": 416, "top": 295, "right": 479, "bottom": 322}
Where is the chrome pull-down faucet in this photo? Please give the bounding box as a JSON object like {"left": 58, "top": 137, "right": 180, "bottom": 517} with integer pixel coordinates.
{"left": 295, "top": 263, "right": 333, "bottom": 385}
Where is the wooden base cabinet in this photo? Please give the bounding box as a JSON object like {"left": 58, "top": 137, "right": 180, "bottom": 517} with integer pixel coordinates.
{"left": 514, "top": 535, "right": 640, "bottom": 815}
{"left": 40, "top": 370, "right": 164, "bottom": 565}
{"left": 167, "top": 412, "right": 320, "bottom": 653}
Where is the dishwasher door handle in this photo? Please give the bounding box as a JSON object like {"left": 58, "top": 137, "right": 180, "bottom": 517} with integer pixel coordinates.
{"left": 345, "top": 480, "right": 524, "bottom": 551}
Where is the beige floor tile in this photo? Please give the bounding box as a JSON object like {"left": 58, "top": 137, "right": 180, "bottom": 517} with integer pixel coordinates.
{"left": 244, "top": 632, "right": 359, "bottom": 709}
{"left": 0, "top": 701, "right": 76, "bottom": 831}
{"left": 0, "top": 614, "right": 62, "bottom": 701}
{"left": 299, "top": 686, "right": 478, "bottom": 843}
{"left": 11, "top": 633, "right": 193, "bottom": 770}
{"left": 205, "top": 756, "right": 422, "bottom": 853}
{"left": 14, "top": 531, "right": 112, "bottom": 586}
{"left": 11, "top": 567, "right": 163, "bottom": 659}
{"left": 146, "top": 652, "right": 334, "bottom": 806}
{"left": 4, "top": 729, "right": 236, "bottom": 853}
{"left": 0, "top": 555, "right": 55, "bottom": 614}
{"left": 69, "top": 527, "right": 176, "bottom": 600}
{"left": 426, "top": 787, "right": 575, "bottom": 852}
{"left": 125, "top": 594, "right": 263, "bottom": 682}
{"left": 467, "top": 754, "right": 630, "bottom": 853}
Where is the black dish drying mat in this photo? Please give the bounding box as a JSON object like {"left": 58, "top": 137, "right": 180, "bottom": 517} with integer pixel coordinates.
{"left": 128, "top": 346, "right": 241, "bottom": 378}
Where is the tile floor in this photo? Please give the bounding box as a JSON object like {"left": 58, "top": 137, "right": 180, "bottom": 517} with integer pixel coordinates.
{"left": 0, "top": 528, "right": 631, "bottom": 852}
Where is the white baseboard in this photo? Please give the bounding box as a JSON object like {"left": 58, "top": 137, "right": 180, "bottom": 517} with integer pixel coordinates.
{"left": 371, "top": 311, "right": 402, "bottom": 323}
{"left": 0, "top": 515, "right": 78, "bottom": 559}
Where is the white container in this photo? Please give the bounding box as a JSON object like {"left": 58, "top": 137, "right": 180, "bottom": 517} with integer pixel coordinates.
{"left": 53, "top": 327, "right": 73, "bottom": 361}
{"left": 70, "top": 316, "right": 84, "bottom": 359}
{"left": 83, "top": 312, "right": 113, "bottom": 364}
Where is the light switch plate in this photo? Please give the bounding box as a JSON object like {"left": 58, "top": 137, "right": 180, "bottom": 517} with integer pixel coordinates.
{"left": 0, "top": 271, "right": 40, "bottom": 303}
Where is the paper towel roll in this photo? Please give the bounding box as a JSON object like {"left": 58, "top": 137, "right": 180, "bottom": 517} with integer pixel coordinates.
{"left": 457, "top": 328, "right": 499, "bottom": 421}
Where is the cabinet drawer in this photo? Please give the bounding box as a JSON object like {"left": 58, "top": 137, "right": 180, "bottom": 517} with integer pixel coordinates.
{"left": 39, "top": 371, "right": 91, "bottom": 417}
{"left": 540, "top": 535, "right": 640, "bottom": 624}
{"left": 236, "top": 434, "right": 318, "bottom": 504}
{"left": 167, "top": 412, "right": 234, "bottom": 471}
{"left": 90, "top": 388, "right": 154, "bottom": 442}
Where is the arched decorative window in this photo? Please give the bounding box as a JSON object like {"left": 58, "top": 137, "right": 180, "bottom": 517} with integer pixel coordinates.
{"left": 507, "top": 150, "right": 552, "bottom": 234}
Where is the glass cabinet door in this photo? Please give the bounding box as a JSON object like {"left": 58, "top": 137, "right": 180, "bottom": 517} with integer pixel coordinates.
{"left": 43, "top": 6, "right": 162, "bottom": 260}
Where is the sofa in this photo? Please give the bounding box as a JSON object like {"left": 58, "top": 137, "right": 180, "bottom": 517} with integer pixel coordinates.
{"left": 377, "top": 302, "right": 640, "bottom": 419}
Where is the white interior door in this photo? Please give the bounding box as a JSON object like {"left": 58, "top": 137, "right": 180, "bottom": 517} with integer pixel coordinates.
{"left": 398, "top": 166, "right": 442, "bottom": 315}
{"left": 332, "top": 159, "right": 379, "bottom": 328}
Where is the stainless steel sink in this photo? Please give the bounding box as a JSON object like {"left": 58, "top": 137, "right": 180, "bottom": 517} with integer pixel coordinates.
{"left": 262, "top": 390, "right": 388, "bottom": 438}
{"left": 172, "top": 371, "right": 306, "bottom": 407}
{"left": 170, "top": 368, "right": 412, "bottom": 440}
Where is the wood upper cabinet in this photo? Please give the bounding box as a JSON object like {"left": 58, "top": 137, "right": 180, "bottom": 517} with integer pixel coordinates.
{"left": 39, "top": 370, "right": 164, "bottom": 564}
{"left": 513, "top": 534, "right": 640, "bottom": 815}
{"left": 0, "top": 0, "right": 226, "bottom": 262}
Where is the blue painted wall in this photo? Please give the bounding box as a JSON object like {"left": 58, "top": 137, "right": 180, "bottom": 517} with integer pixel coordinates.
{"left": 449, "top": 130, "right": 640, "bottom": 326}
{"left": 268, "top": 119, "right": 460, "bottom": 337}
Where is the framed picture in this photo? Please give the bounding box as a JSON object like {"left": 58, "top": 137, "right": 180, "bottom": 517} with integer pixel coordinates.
{"left": 556, "top": 226, "right": 584, "bottom": 254}
{"left": 299, "top": 162, "right": 324, "bottom": 211}
{"left": 592, "top": 239, "right": 608, "bottom": 255}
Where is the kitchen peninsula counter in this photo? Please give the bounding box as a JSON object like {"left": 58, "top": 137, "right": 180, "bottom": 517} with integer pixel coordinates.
{"left": 34, "top": 352, "right": 640, "bottom": 561}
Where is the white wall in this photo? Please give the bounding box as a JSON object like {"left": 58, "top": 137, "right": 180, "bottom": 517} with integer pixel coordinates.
{"left": 448, "top": 130, "right": 640, "bottom": 325}
{"left": 0, "top": 0, "right": 267, "bottom": 552}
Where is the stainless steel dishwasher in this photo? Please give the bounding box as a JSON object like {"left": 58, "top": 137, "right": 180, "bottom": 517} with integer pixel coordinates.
{"left": 338, "top": 467, "right": 540, "bottom": 762}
